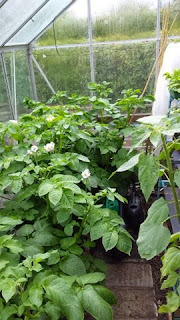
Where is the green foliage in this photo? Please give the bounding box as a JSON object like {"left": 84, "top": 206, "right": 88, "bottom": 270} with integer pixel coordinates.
{"left": 124, "top": 109, "right": 180, "bottom": 313}
{"left": 164, "top": 68, "right": 180, "bottom": 96}
{"left": 137, "top": 198, "right": 171, "bottom": 260}
{"left": 0, "top": 85, "right": 139, "bottom": 319}
{"left": 138, "top": 153, "right": 159, "bottom": 202}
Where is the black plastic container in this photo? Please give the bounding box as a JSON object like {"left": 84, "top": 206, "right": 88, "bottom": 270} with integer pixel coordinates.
{"left": 123, "top": 188, "right": 144, "bottom": 234}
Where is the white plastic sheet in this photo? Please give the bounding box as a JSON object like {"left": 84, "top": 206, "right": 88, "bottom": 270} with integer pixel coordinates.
{"left": 152, "top": 43, "right": 180, "bottom": 116}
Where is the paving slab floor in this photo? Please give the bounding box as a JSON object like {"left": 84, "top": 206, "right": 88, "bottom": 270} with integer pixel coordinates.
{"left": 106, "top": 261, "right": 158, "bottom": 320}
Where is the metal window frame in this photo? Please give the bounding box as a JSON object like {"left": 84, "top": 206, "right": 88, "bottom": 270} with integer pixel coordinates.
{"left": 27, "top": 44, "right": 38, "bottom": 101}
{"left": 32, "top": 55, "right": 56, "bottom": 94}
{"left": 25, "top": 0, "right": 77, "bottom": 46}
{"left": 1, "top": 0, "right": 50, "bottom": 47}
{"left": 0, "top": 52, "right": 14, "bottom": 118}
{"left": 32, "top": 0, "right": 180, "bottom": 89}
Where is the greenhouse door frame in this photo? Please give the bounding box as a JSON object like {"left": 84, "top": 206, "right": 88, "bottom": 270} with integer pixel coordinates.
{"left": 0, "top": 52, "right": 15, "bottom": 119}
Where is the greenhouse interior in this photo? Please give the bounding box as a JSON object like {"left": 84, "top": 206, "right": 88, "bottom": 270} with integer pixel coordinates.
{"left": 0, "top": 0, "right": 180, "bottom": 319}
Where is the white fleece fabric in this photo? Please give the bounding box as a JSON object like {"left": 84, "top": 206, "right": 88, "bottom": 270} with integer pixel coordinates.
{"left": 152, "top": 42, "right": 180, "bottom": 116}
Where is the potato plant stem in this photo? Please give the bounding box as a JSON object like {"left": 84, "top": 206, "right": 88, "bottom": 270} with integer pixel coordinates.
{"left": 161, "top": 134, "right": 180, "bottom": 223}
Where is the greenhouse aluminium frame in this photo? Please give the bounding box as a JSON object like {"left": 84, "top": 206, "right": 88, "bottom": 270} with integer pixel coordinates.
{"left": 0, "top": 0, "right": 180, "bottom": 120}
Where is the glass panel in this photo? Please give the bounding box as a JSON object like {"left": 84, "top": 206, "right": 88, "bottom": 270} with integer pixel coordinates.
{"left": 33, "top": 47, "right": 91, "bottom": 102}
{"left": 91, "top": 0, "right": 157, "bottom": 42}
{"left": 36, "top": 0, "right": 88, "bottom": 46}
{"left": 15, "top": 51, "right": 32, "bottom": 116}
{"left": 0, "top": 60, "right": 12, "bottom": 122}
{"left": 94, "top": 42, "right": 156, "bottom": 104}
{"left": 6, "top": 0, "right": 74, "bottom": 46}
{"left": 0, "top": 0, "right": 47, "bottom": 46}
{"left": 161, "top": 0, "right": 180, "bottom": 37}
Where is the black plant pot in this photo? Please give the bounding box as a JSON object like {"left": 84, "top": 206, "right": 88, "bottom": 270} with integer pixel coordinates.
{"left": 122, "top": 191, "right": 144, "bottom": 234}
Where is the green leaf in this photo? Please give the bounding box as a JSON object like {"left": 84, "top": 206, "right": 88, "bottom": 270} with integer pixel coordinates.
{"left": 161, "top": 247, "right": 180, "bottom": 277}
{"left": 64, "top": 224, "right": 73, "bottom": 236}
{"left": 94, "top": 259, "right": 107, "bottom": 273}
{"left": 137, "top": 198, "right": 171, "bottom": 260}
{"left": 77, "top": 155, "right": 90, "bottom": 162}
{"left": 38, "top": 180, "right": 54, "bottom": 196}
{"left": 150, "top": 132, "right": 161, "bottom": 148}
{"left": 29, "top": 285, "right": 43, "bottom": 308}
{"left": 1, "top": 278, "right": 17, "bottom": 302}
{"left": 94, "top": 285, "right": 117, "bottom": 305}
{"left": 56, "top": 208, "right": 72, "bottom": 223}
{"left": 69, "top": 244, "right": 83, "bottom": 256}
{"left": 18, "top": 304, "right": 25, "bottom": 316}
{"left": 130, "top": 127, "right": 151, "bottom": 150}
{"left": 170, "top": 232, "right": 180, "bottom": 243}
{"left": 11, "top": 178, "right": 23, "bottom": 193}
{"left": 0, "top": 234, "right": 12, "bottom": 248}
{"left": 138, "top": 153, "right": 160, "bottom": 201}
{"left": 33, "top": 230, "right": 59, "bottom": 247}
{"left": 0, "top": 259, "right": 9, "bottom": 270}
{"left": 47, "top": 250, "right": 61, "bottom": 265}
{"left": 49, "top": 188, "right": 63, "bottom": 206}
{"left": 116, "top": 232, "right": 132, "bottom": 255}
{"left": 60, "top": 237, "right": 76, "bottom": 250}
{"left": 53, "top": 174, "right": 79, "bottom": 184}
{"left": 137, "top": 115, "right": 163, "bottom": 125}
{"left": 116, "top": 154, "right": 140, "bottom": 172}
{"left": 161, "top": 271, "right": 179, "bottom": 289}
{"left": 90, "top": 221, "right": 106, "bottom": 241}
{"left": 65, "top": 183, "right": 82, "bottom": 194}
{"left": 159, "top": 291, "right": 180, "bottom": 313}
{"left": 174, "top": 170, "right": 180, "bottom": 188}
{"left": 82, "top": 285, "right": 113, "bottom": 320}
{"left": 1, "top": 305, "right": 17, "bottom": 320}
{"left": 77, "top": 132, "right": 94, "bottom": 142}
{"left": 44, "top": 301, "right": 61, "bottom": 320}
{"left": 23, "top": 174, "right": 34, "bottom": 185}
{"left": 60, "top": 254, "right": 86, "bottom": 276}
{"left": 17, "top": 184, "right": 37, "bottom": 201}
{"left": 77, "top": 272, "right": 106, "bottom": 286}
{"left": 0, "top": 216, "right": 23, "bottom": 232}
{"left": 102, "top": 231, "right": 118, "bottom": 251}
{"left": 59, "top": 189, "right": 74, "bottom": 208}
{"left": 115, "top": 192, "right": 127, "bottom": 203}
{"left": 44, "top": 276, "right": 84, "bottom": 320}
{"left": 16, "top": 224, "right": 34, "bottom": 237}
{"left": 4, "top": 239, "right": 23, "bottom": 253}
{"left": 162, "top": 123, "right": 180, "bottom": 135}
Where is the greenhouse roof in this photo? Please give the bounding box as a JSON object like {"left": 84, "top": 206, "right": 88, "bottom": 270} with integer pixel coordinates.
{"left": 0, "top": 0, "right": 75, "bottom": 48}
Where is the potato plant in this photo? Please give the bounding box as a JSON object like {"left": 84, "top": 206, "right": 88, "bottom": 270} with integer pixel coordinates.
{"left": 0, "top": 84, "right": 153, "bottom": 320}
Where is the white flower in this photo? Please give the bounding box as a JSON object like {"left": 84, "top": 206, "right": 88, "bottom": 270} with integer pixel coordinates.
{"left": 43, "top": 54, "right": 47, "bottom": 59}
{"left": 44, "top": 142, "right": 55, "bottom": 152}
{"left": 81, "top": 169, "right": 91, "bottom": 179}
{"left": 27, "top": 150, "right": 33, "bottom": 155}
{"left": 31, "top": 145, "right": 38, "bottom": 153}
{"left": 46, "top": 115, "right": 55, "bottom": 122}
{"left": 9, "top": 120, "right": 18, "bottom": 124}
